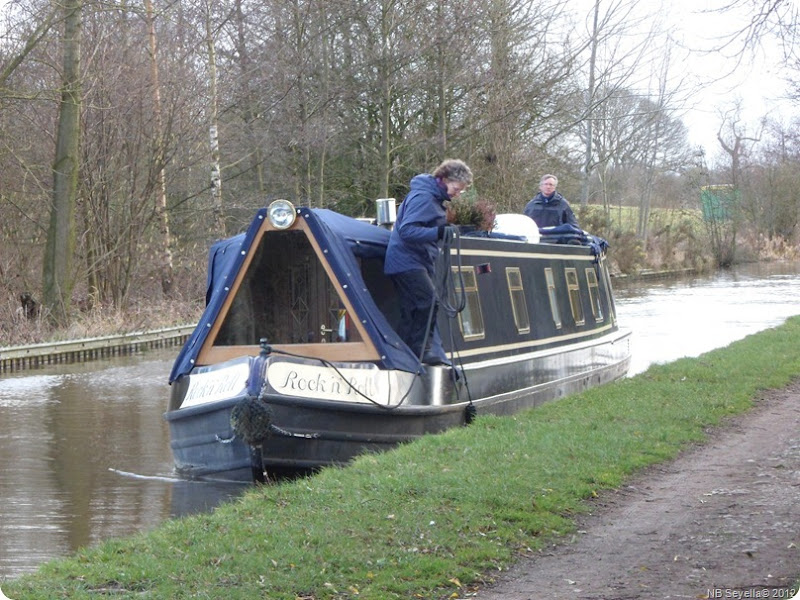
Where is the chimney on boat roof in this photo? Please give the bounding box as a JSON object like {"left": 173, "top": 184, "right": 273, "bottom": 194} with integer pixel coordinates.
{"left": 375, "top": 198, "right": 397, "bottom": 229}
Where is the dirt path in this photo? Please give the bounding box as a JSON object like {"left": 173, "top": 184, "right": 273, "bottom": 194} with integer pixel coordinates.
{"left": 470, "top": 381, "right": 800, "bottom": 600}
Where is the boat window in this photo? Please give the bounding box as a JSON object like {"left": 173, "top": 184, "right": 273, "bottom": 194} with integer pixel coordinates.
{"left": 585, "top": 267, "right": 603, "bottom": 321}
{"left": 600, "top": 262, "right": 617, "bottom": 325}
{"left": 451, "top": 266, "right": 485, "bottom": 340}
{"left": 544, "top": 267, "right": 562, "bottom": 329}
{"left": 565, "top": 268, "right": 585, "bottom": 325}
{"left": 505, "top": 267, "right": 530, "bottom": 334}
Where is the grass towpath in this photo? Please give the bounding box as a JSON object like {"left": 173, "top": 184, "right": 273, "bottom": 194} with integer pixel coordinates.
{"left": 5, "top": 316, "right": 800, "bottom": 599}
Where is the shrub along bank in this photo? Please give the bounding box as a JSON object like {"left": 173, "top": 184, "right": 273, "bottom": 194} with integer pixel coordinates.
{"left": 5, "top": 317, "right": 800, "bottom": 599}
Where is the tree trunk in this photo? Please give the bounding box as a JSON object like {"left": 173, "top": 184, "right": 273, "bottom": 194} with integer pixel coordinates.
{"left": 233, "top": 0, "right": 265, "bottom": 193}
{"left": 581, "top": 0, "right": 600, "bottom": 207}
{"left": 205, "top": 0, "right": 225, "bottom": 234}
{"left": 377, "top": 0, "right": 393, "bottom": 199}
{"left": 43, "top": 0, "right": 82, "bottom": 327}
{"left": 317, "top": 1, "right": 329, "bottom": 207}
{"left": 145, "top": 0, "right": 175, "bottom": 296}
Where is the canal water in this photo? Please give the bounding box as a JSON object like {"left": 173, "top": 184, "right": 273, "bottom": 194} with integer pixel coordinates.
{"left": 616, "top": 260, "right": 800, "bottom": 375}
{"left": 1, "top": 260, "right": 799, "bottom": 579}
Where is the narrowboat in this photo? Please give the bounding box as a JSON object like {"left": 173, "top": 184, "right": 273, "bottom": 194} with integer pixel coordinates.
{"left": 165, "top": 200, "right": 631, "bottom": 482}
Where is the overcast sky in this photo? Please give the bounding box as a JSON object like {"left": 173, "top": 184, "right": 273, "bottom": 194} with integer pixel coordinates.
{"left": 665, "top": 0, "right": 796, "bottom": 158}
{"left": 571, "top": 0, "right": 793, "bottom": 158}
{"left": 664, "top": 0, "right": 792, "bottom": 156}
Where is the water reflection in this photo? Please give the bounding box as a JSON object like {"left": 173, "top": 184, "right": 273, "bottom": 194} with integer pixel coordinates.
{"left": 0, "top": 352, "right": 247, "bottom": 579}
{"left": 1, "top": 260, "right": 800, "bottom": 579}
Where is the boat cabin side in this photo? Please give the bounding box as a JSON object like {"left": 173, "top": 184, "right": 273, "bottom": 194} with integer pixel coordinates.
{"left": 439, "top": 236, "right": 619, "bottom": 360}
{"left": 187, "top": 207, "right": 619, "bottom": 375}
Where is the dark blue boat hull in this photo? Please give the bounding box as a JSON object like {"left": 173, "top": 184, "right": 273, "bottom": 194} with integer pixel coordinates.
{"left": 165, "top": 336, "right": 630, "bottom": 481}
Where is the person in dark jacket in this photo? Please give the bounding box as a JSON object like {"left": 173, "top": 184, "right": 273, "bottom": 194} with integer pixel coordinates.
{"left": 384, "top": 158, "right": 473, "bottom": 365}
{"left": 523, "top": 174, "right": 579, "bottom": 229}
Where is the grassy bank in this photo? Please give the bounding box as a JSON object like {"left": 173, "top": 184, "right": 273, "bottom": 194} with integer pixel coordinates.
{"left": 6, "top": 317, "right": 800, "bottom": 599}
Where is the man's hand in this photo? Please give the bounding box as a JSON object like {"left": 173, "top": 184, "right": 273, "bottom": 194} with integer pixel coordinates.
{"left": 437, "top": 224, "right": 457, "bottom": 240}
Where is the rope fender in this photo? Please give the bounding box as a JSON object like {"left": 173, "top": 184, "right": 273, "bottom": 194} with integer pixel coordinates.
{"left": 230, "top": 395, "right": 319, "bottom": 446}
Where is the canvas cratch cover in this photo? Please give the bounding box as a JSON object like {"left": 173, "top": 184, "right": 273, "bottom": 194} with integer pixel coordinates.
{"left": 169, "top": 208, "right": 420, "bottom": 382}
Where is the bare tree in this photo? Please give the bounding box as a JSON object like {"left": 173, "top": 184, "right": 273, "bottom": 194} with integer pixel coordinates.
{"left": 0, "top": 1, "right": 59, "bottom": 89}
{"left": 145, "top": 0, "right": 176, "bottom": 295}
{"left": 575, "top": 0, "right": 665, "bottom": 207}
{"left": 711, "top": 0, "right": 798, "bottom": 58}
{"left": 636, "top": 43, "right": 693, "bottom": 243}
{"left": 43, "top": 0, "right": 81, "bottom": 326}
{"left": 203, "top": 0, "right": 225, "bottom": 234}
{"left": 470, "top": 0, "right": 575, "bottom": 211}
{"left": 753, "top": 117, "right": 800, "bottom": 240}
{"left": 716, "top": 102, "right": 762, "bottom": 188}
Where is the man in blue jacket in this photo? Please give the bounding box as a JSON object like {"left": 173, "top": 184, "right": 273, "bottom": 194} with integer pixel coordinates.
{"left": 523, "top": 174, "right": 579, "bottom": 229}
{"left": 384, "top": 159, "right": 473, "bottom": 365}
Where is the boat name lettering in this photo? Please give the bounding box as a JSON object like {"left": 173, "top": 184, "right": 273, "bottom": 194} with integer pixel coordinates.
{"left": 181, "top": 363, "right": 249, "bottom": 408}
{"left": 186, "top": 373, "right": 241, "bottom": 399}
{"left": 267, "top": 362, "right": 384, "bottom": 403}
{"left": 276, "top": 369, "right": 378, "bottom": 396}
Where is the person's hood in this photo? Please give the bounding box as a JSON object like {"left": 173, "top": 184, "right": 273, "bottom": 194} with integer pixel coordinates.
{"left": 409, "top": 173, "right": 449, "bottom": 202}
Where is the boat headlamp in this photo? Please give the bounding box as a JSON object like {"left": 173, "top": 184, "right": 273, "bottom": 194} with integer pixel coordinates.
{"left": 267, "top": 199, "right": 297, "bottom": 229}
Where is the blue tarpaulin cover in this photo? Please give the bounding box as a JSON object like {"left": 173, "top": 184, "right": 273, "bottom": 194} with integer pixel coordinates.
{"left": 538, "top": 223, "right": 609, "bottom": 260}
{"left": 169, "top": 208, "right": 420, "bottom": 382}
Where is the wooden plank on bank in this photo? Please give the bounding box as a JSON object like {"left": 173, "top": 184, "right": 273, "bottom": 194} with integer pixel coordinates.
{"left": 0, "top": 326, "right": 195, "bottom": 373}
